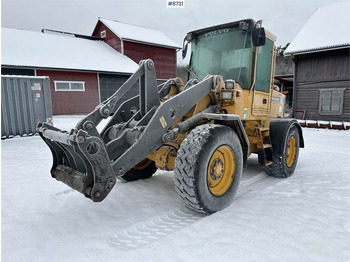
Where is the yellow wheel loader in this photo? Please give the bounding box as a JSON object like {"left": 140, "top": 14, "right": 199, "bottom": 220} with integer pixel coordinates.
{"left": 37, "top": 19, "right": 304, "bottom": 214}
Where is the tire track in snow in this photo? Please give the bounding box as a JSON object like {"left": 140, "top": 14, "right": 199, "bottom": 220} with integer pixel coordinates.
{"left": 236, "top": 172, "right": 277, "bottom": 198}
{"left": 109, "top": 172, "right": 279, "bottom": 250}
{"left": 109, "top": 207, "right": 205, "bottom": 250}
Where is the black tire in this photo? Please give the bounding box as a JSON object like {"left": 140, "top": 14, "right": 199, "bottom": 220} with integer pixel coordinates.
{"left": 120, "top": 159, "right": 157, "bottom": 182}
{"left": 174, "top": 124, "right": 243, "bottom": 214}
{"left": 265, "top": 126, "right": 300, "bottom": 178}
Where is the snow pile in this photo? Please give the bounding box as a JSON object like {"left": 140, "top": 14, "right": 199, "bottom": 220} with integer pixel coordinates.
{"left": 2, "top": 116, "right": 350, "bottom": 262}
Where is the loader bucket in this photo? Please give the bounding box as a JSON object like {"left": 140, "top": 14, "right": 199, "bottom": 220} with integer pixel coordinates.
{"left": 37, "top": 122, "right": 116, "bottom": 202}
{"left": 36, "top": 59, "right": 160, "bottom": 202}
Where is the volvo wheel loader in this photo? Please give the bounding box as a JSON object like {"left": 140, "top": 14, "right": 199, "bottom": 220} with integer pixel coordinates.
{"left": 38, "top": 19, "right": 304, "bottom": 214}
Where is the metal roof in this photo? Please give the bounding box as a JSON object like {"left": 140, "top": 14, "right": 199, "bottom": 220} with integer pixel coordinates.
{"left": 284, "top": 1, "right": 350, "bottom": 56}
{"left": 1, "top": 27, "right": 139, "bottom": 74}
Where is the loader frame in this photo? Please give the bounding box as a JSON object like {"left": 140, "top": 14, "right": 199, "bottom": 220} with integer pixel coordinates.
{"left": 37, "top": 19, "right": 304, "bottom": 213}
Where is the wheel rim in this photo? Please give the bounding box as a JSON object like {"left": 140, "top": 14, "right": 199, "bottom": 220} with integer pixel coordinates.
{"left": 286, "top": 136, "right": 297, "bottom": 168}
{"left": 207, "top": 145, "right": 235, "bottom": 196}
{"left": 134, "top": 159, "right": 152, "bottom": 170}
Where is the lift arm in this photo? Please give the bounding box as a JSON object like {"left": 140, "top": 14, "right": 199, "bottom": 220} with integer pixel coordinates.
{"left": 37, "top": 59, "right": 216, "bottom": 202}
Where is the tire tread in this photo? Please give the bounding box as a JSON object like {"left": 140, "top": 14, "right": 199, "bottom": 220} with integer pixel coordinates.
{"left": 174, "top": 124, "right": 241, "bottom": 214}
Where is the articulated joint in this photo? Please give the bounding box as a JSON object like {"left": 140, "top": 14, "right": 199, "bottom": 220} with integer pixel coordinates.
{"left": 99, "top": 100, "right": 116, "bottom": 117}
{"left": 139, "top": 59, "right": 154, "bottom": 69}
{"left": 162, "top": 128, "right": 179, "bottom": 143}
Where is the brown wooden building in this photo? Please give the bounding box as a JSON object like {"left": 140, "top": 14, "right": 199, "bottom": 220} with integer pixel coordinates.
{"left": 285, "top": 1, "right": 350, "bottom": 122}
{"left": 292, "top": 49, "right": 349, "bottom": 121}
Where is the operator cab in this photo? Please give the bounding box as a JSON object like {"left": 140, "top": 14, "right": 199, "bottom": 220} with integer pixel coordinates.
{"left": 182, "top": 19, "right": 276, "bottom": 94}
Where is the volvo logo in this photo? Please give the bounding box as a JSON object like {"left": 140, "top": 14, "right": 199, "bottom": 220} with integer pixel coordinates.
{"left": 205, "top": 28, "right": 229, "bottom": 37}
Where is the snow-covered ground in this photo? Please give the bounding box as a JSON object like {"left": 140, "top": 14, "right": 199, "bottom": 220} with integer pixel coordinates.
{"left": 2, "top": 115, "right": 350, "bottom": 262}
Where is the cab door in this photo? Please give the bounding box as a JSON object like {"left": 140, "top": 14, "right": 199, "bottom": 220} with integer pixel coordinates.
{"left": 252, "top": 38, "right": 275, "bottom": 117}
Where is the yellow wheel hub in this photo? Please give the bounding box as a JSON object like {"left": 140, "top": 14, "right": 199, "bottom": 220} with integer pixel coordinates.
{"left": 207, "top": 145, "right": 235, "bottom": 196}
{"left": 286, "top": 136, "right": 297, "bottom": 168}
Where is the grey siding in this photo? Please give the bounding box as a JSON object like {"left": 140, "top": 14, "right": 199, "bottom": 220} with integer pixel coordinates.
{"left": 294, "top": 48, "right": 350, "bottom": 121}
{"left": 295, "top": 81, "right": 350, "bottom": 121}
{"left": 296, "top": 48, "right": 349, "bottom": 83}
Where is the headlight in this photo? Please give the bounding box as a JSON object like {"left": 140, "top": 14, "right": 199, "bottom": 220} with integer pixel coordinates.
{"left": 221, "top": 91, "right": 233, "bottom": 100}
{"left": 225, "top": 79, "right": 235, "bottom": 89}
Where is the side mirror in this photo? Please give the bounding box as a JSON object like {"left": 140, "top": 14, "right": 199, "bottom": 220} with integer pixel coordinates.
{"left": 252, "top": 27, "right": 266, "bottom": 47}
{"left": 182, "top": 39, "right": 188, "bottom": 59}
{"left": 182, "top": 33, "right": 193, "bottom": 59}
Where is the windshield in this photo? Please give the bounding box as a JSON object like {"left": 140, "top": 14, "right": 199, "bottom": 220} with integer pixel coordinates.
{"left": 189, "top": 27, "right": 254, "bottom": 89}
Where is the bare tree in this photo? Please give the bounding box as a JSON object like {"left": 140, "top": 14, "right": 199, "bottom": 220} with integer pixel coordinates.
{"left": 176, "top": 64, "right": 189, "bottom": 82}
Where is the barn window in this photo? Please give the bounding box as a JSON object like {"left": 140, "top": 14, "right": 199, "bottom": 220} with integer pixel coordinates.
{"left": 318, "top": 88, "right": 345, "bottom": 115}
{"left": 54, "top": 81, "right": 85, "bottom": 91}
{"left": 101, "top": 30, "right": 106, "bottom": 38}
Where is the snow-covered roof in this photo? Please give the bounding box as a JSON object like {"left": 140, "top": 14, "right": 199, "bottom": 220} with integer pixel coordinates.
{"left": 1, "top": 27, "right": 138, "bottom": 74}
{"left": 97, "top": 18, "right": 181, "bottom": 49}
{"left": 284, "top": 1, "right": 350, "bottom": 55}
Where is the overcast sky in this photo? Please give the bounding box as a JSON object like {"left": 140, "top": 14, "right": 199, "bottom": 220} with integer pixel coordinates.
{"left": 1, "top": 0, "right": 345, "bottom": 64}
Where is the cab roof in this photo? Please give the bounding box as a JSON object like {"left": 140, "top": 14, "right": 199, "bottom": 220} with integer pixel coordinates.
{"left": 185, "top": 19, "right": 276, "bottom": 42}
{"left": 187, "top": 19, "right": 256, "bottom": 38}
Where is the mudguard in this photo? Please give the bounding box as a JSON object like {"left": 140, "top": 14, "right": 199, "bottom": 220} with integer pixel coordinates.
{"left": 269, "top": 119, "right": 304, "bottom": 157}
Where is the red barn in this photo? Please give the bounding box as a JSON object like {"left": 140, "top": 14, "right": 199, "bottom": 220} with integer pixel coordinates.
{"left": 2, "top": 19, "right": 180, "bottom": 115}
{"left": 2, "top": 28, "right": 138, "bottom": 115}
{"left": 92, "top": 18, "right": 181, "bottom": 82}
